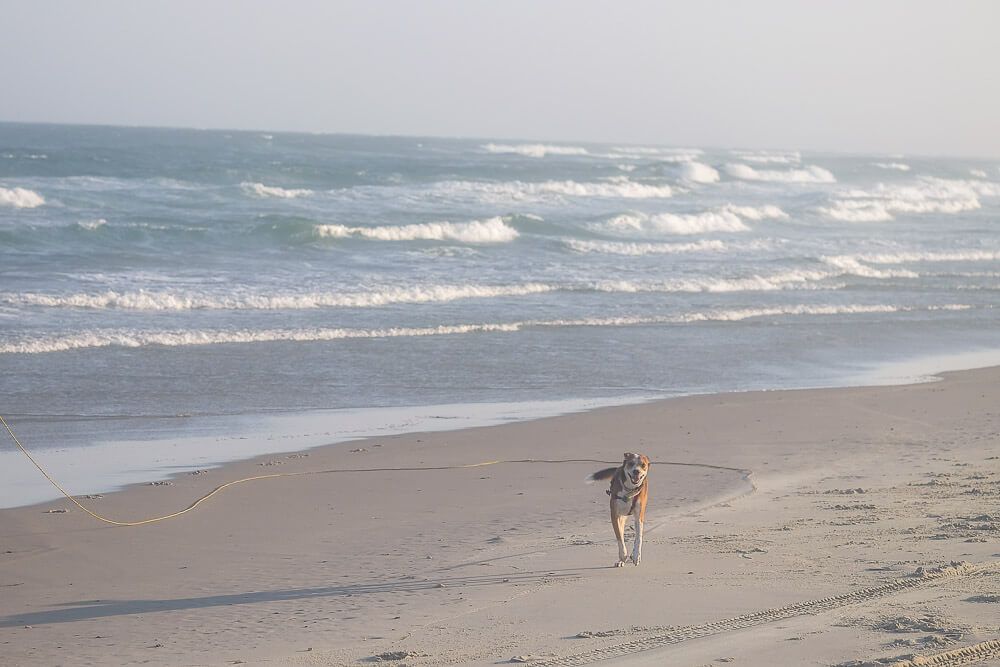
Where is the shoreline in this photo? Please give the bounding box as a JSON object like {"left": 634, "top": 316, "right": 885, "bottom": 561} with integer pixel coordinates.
{"left": 5, "top": 346, "right": 1000, "bottom": 510}
{"left": 2, "top": 365, "right": 999, "bottom": 666}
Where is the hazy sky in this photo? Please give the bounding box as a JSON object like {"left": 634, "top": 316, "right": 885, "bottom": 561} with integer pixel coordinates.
{"left": 2, "top": 1, "right": 998, "bottom": 156}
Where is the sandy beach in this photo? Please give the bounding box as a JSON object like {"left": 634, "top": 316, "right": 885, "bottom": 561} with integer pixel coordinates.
{"left": 2, "top": 367, "right": 1000, "bottom": 667}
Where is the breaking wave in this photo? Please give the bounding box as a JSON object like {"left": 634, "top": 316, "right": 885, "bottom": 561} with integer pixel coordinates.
{"left": 847, "top": 250, "right": 1000, "bottom": 264}
{"left": 819, "top": 178, "right": 1000, "bottom": 222}
{"left": 680, "top": 162, "right": 720, "bottom": 184}
{"left": 596, "top": 204, "right": 787, "bottom": 236}
{"left": 2, "top": 303, "right": 972, "bottom": 354}
{"left": 602, "top": 211, "right": 749, "bottom": 235}
{"left": 241, "top": 182, "right": 314, "bottom": 198}
{"left": 314, "top": 216, "right": 519, "bottom": 243}
{"left": 564, "top": 239, "right": 727, "bottom": 256}
{"left": 729, "top": 150, "right": 801, "bottom": 165}
{"left": 435, "top": 178, "right": 674, "bottom": 200}
{"left": 872, "top": 162, "right": 911, "bottom": 171}
{"left": 0, "top": 186, "right": 45, "bottom": 208}
{"left": 1, "top": 283, "right": 558, "bottom": 311}
{"left": 725, "top": 163, "right": 836, "bottom": 183}
{"left": 481, "top": 143, "right": 590, "bottom": 158}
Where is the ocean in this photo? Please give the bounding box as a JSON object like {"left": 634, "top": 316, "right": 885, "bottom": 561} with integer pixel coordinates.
{"left": 2, "top": 123, "right": 998, "bottom": 507}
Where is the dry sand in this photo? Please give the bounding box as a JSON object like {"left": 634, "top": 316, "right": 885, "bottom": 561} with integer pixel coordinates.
{"left": 2, "top": 367, "right": 1000, "bottom": 667}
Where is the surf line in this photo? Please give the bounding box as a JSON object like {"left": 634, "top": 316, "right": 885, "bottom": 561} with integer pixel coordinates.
{"left": 1, "top": 414, "right": 752, "bottom": 527}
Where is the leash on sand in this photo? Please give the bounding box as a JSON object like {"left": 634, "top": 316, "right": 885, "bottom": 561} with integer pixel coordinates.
{"left": 1, "top": 414, "right": 751, "bottom": 527}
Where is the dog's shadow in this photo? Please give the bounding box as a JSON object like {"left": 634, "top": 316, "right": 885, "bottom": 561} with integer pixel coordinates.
{"left": 0, "top": 568, "right": 607, "bottom": 628}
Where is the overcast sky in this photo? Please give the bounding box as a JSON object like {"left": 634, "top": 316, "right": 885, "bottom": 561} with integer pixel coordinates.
{"left": 2, "top": 1, "right": 998, "bottom": 156}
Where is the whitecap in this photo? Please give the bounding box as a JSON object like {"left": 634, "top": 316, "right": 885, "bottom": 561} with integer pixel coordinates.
{"left": 3, "top": 303, "right": 974, "bottom": 354}
{"left": 0, "top": 283, "right": 557, "bottom": 311}
{"left": 594, "top": 204, "right": 787, "bottom": 237}
{"left": 680, "top": 162, "right": 720, "bottom": 184}
{"left": 724, "top": 163, "right": 836, "bottom": 183}
{"left": 872, "top": 162, "right": 911, "bottom": 171}
{"left": 0, "top": 186, "right": 45, "bottom": 208}
{"left": 818, "top": 177, "right": 999, "bottom": 222}
{"left": 564, "top": 239, "right": 727, "bottom": 256}
{"left": 438, "top": 179, "right": 674, "bottom": 200}
{"left": 729, "top": 150, "right": 802, "bottom": 165}
{"left": 240, "top": 181, "right": 314, "bottom": 198}
{"left": 314, "top": 216, "right": 519, "bottom": 243}
{"left": 481, "top": 143, "right": 590, "bottom": 158}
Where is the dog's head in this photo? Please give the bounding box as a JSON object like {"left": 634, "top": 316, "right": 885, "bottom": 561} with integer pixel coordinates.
{"left": 622, "top": 452, "right": 650, "bottom": 486}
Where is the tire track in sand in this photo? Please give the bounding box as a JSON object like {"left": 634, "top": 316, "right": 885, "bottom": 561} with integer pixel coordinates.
{"left": 887, "top": 639, "right": 1000, "bottom": 667}
{"left": 529, "top": 562, "right": 994, "bottom": 667}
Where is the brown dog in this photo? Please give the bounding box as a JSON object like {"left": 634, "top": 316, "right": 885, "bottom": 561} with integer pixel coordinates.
{"left": 589, "top": 452, "right": 650, "bottom": 566}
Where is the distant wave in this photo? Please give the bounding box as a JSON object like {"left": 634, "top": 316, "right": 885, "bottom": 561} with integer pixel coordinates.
{"left": 721, "top": 204, "right": 789, "bottom": 220}
{"left": 481, "top": 143, "right": 589, "bottom": 158}
{"left": 436, "top": 178, "right": 674, "bottom": 200}
{"left": 725, "top": 163, "right": 836, "bottom": 183}
{"left": 848, "top": 250, "right": 1000, "bottom": 264}
{"left": 314, "top": 216, "right": 519, "bottom": 243}
{"left": 564, "top": 239, "right": 727, "bottom": 256}
{"left": 241, "top": 182, "right": 314, "bottom": 198}
{"left": 970, "top": 169, "right": 988, "bottom": 178}
{"left": 819, "top": 177, "right": 1000, "bottom": 222}
{"left": 872, "top": 162, "right": 911, "bottom": 171}
{"left": 0, "top": 186, "right": 45, "bottom": 208}
{"left": 76, "top": 219, "right": 108, "bottom": 231}
{"left": 3, "top": 264, "right": 883, "bottom": 314}
{"left": 607, "top": 147, "right": 704, "bottom": 163}
{"left": 613, "top": 146, "right": 703, "bottom": 156}
{"left": 597, "top": 204, "right": 787, "bottom": 236}
{"left": 680, "top": 162, "right": 720, "bottom": 184}
{"left": 1, "top": 283, "right": 558, "bottom": 311}
{"left": 729, "top": 150, "right": 801, "bottom": 165}
{"left": 820, "top": 255, "right": 919, "bottom": 279}
{"left": 602, "top": 211, "right": 749, "bottom": 235}
{"left": 2, "top": 303, "right": 972, "bottom": 354}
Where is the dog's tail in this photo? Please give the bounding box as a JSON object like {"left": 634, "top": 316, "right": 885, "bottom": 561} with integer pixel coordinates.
{"left": 586, "top": 467, "right": 617, "bottom": 484}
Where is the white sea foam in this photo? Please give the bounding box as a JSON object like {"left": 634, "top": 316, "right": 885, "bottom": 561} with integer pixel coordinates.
{"left": 720, "top": 204, "right": 790, "bottom": 220}
{"left": 3, "top": 303, "right": 972, "bottom": 354}
{"left": 820, "top": 255, "right": 919, "bottom": 279}
{"left": 872, "top": 162, "right": 911, "bottom": 171}
{"left": 0, "top": 186, "right": 45, "bottom": 208}
{"left": 241, "top": 182, "right": 314, "bottom": 198}
{"left": 76, "top": 219, "right": 108, "bottom": 231}
{"left": 819, "top": 178, "right": 999, "bottom": 222}
{"left": 680, "top": 162, "right": 720, "bottom": 184}
{"left": 1, "top": 283, "right": 558, "bottom": 311}
{"left": 315, "top": 217, "right": 519, "bottom": 243}
{"left": 729, "top": 150, "right": 802, "bottom": 165}
{"left": 564, "top": 239, "right": 727, "bottom": 256}
{"left": 596, "top": 204, "right": 787, "bottom": 237}
{"left": 435, "top": 179, "right": 674, "bottom": 201}
{"left": 588, "top": 271, "right": 835, "bottom": 293}
{"left": 849, "top": 250, "right": 1000, "bottom": 264}
{"left": 481, "top": 143, "right": 590, "bottom": 158}
{"left": 0, "top": 323, "right": 527, "bottom": 354}
{"left": 725, "top": 163, "right": 836, "bottom": 183}
{"left": 603, "top": 210, "right": 749, "bottom": 235}
{"left": 610, "top": 147, "right": 703, "bottom": 162}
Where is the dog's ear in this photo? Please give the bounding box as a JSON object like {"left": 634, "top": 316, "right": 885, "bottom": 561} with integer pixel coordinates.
{"left": 623, "top": 452, "right": 635, "bottom": 461}
{"left": 640, "top": 454, "right": 651, "bottom": 467}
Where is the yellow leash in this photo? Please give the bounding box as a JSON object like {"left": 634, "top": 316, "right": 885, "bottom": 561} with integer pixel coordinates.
{"left": 0, "top": 414, "right": 614, "bottom": 527}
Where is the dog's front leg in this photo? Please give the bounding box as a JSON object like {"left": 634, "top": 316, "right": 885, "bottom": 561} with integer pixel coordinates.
{"left": 612, "top": 510, "right": 628, "bottom": 567}
{"left": 631, "top": 514, "right": 643, "bottom": 565}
